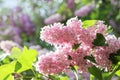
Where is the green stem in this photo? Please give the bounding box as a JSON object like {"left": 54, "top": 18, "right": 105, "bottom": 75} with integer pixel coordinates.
{"left": 73, "top": 71, "right": 79, "bottom": 80}
{"left": 107, "top": 65, "right": 120, "bottom": 80}
{"left": 31, "top": 69, "right": 37, "bottom": 79}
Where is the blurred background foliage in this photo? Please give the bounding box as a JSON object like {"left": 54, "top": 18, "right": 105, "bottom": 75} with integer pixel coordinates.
{"left": 0, "top": 0, "right": 120, "bottom": 49}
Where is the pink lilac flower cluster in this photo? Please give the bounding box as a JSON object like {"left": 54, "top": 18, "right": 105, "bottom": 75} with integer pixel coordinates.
{"left": 36, "top": 17, "right": 120, "bottom": 74}
{"left": 36, "top": 50, "right": 70, "bottom": 74}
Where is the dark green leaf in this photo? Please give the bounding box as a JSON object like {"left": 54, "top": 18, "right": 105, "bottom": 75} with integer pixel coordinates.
{"left": 109, "top": 50, "right": 120, "bottom": 64}
{"left": 49, "top": 74, "right": 60, "bottom": 80}
{"left": 15, "top": 61, "right": 22, "bottom": 72}
{"left": 68, "top": 55, "right": 72, "bottom": 60}
{"left": 82, "top": 20, "right": 97, "bottom": 28}
{"left": 84, "top": 55, "right": 96, "bottom": 63}
{"left": 88, "top": 66, "right": 103, "bottom": 80}
{"left": 72, "top": 43, "right": 81, "bottom": 51}
{"left": 92, "top": 33, "right": 108, "bottom": 46}
{"left": 70, "top": 65, "right": 78, "bottom": 71}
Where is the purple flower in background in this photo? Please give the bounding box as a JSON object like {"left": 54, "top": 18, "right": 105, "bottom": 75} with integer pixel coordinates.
{"left": 44, "top": 13, "right": 64, "bottom": 24}
{"left": 74, "top": 4, "right": 95, "bottom": 17}
{"left": 0, "top": 40, "right": 21, "bottom": 53}
{"left": 110, "top": 0, "right": 118, "bottom": 6}
{"left": 20, "top": 14, "right": 35, "bottom": 35}
{"left": 12, "top": 6, "right": 22, "bottom": 13}
{"left": 66, "top": 0, "right": 75, "bottom": 10}
{"left": 82, "top": 72, "right": 90, "bottom": 80}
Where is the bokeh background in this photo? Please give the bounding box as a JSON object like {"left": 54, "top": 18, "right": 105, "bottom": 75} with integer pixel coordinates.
{"left": 0, "top": 0, "right": 120, "bottom": 51}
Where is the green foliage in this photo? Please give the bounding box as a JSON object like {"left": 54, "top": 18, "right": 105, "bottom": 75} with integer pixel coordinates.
{"left": 109, "top": 50, "right": 120, "bottom": 65}
{"left": 0, "top": 46, "right": 38, "bottom": 79}
{"left": 72, "top": 43, "right": 81, "bottom": 51}
{"left": 92, "top": 33, "right": 108, "bottom": 46}
{"left": 82, "top": 20, "right": 97, "bottom": 28}
{"left": 11, "top": 47, "right": 21, "bottom": 59}
{"left": 15, "top": 61, "right": 22, "bottom": 72}
{"left": 59, "top": 76, "right": 69, "bottom": 80}
{"left": 88, "top": 66, "right": 103, "bottom": 80}
{"left": 16, "top": 46, "right": 38, "bottom": 73}
{"left": 0, "top": 61, "right": 16, "bottom": 80}
{"left": 84, "top": 55, "right": 96, "bottom": 63}
{"left": 106, "top": 26, "right": 113, "bottom": 34}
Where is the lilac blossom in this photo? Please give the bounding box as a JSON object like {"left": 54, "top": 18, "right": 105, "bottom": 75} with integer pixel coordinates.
{"left": 44, "top": 13, "right": 64, "bottom": 24}
{"left": 38, "top": 17, "right": 120, "bottom": 74}
{"left": 74, "top": 4, "right": 95, "bottom": 17}
{"left": 0, "top": 40, "right": 20, "bottom": 53}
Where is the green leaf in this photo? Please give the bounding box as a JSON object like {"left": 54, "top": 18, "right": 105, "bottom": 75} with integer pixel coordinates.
{"left": 11, "top": 47, "right": 22, "bottom": 59}
{"left": 102, "top": 72, "right": 110, "bottom": 80}
{"left": 70, "top": 65, "right": 78, "bottom": 71}
{"left": 109, "top": 50, "right": 120, "bottom": 65}
{"left": 72, "top": 43, "right": 81, "bottom": 51}
{"left": 49, "top": 74, "right": 60, "bottom": 80}
{"left": 4, "top": 74, "right": 13, "bottom": 80}
{"left": 88, "top": 66, "right": 103, "bottom": 80}
{"left": 59, "top": 76, "right": 68, "bottom": 80}
{"left": 107, "top": 64, "right": 120, "bottom": 80}
{"left": 84, "top": 55, "right": 96, "bottom": 63}
{"left": 0, "top": 61, "right": 17, "bottom": 80}
{"left": 116, "top": 70, "right": 120, "bottom": 77}
{"left": 90, "top": 74, "right": 95, "bottom": 80}
{"left": 68, "top": 55, "right": 72, "bottom": 60}
{"left": 92, "top": 33, "right": 108, "bottom": 46}
{"left": 82, "top": 20, "right": 97, "bottom": 28}
{"left": 105, "top": 26, "right": 113, "bottom": 34}
{"left": 0, "top": 46, "right": 38, "bottom": 79}
{"left": 1, "top": 56, "right": 13, "bottom": 64}
{"left": 17, "top": 46, "right": 38, "bottom": 73}
{"left": 15, "top": 61, "right": 22, "bottom": 72}
{"left": 0, "top": 54, "right": 7, "bottom": 61}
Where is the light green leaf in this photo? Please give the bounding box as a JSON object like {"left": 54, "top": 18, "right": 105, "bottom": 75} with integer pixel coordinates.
{"left": 0, "top": 61, "right": 16, "bottom": 80}
{"left": 11, "top": 47, "right": 22, "bottom": 59}
{"left": 116, "top": 69, "right": 120, "bottom": 77}
{"left": 17, "top": 46, "right": 38, "bottom": 73}
{"left": 60, "top": 76, "right": 68, "bottom": 80}
{"left": 90, "top": 74, "right": 94, "bottom": 80}
{"left": 82, "top": 20, "right": 97, "bottom": 28}
{"left": 0, "top": 46, "right": 38, "bottom": 79}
